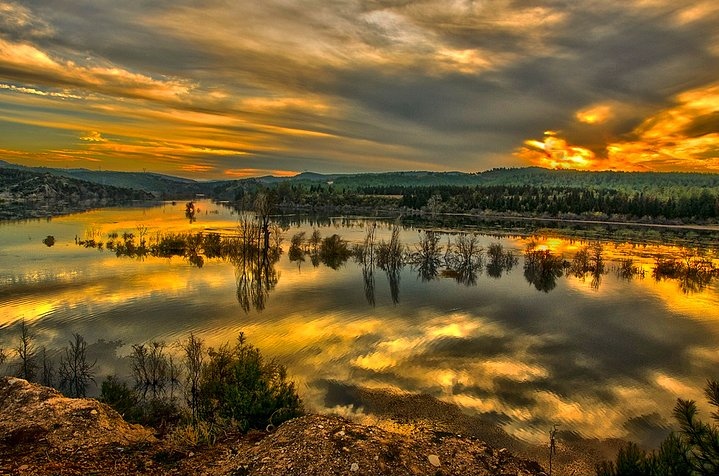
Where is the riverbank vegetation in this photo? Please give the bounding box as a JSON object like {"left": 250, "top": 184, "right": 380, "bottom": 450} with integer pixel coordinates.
{"left": 4, "top": 162, "right": 719, "bottom": 225}
{"left": 0, "top": 324, "right": 302, "bottom": 443}
{"left": 74, "top": 210, "right": 719, "bottom": 306}
{"left": 215, "top": 168, "right": 719, "bottom": 225}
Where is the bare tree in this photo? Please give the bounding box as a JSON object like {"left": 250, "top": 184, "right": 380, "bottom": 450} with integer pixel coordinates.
{"left": 58, "top": 333, "right": 96, "bottom": 397}
{"left": 40, "top": 346, "right": 55, "bottom": 388}
{"left": 254, "top": 191, "right": 272, "bottom": 251}
{"left": 15, "top": 319, "right": 37, "bottom": 381}
{"left": 425, "top": 193, "right": 442, "bottom": 216}
{"left": 445, "top": 233, "right": 484, "bottom": 285}
{"left": 411, "top": 231, "right": 443, "bottom": 281}
{"left": 131, "top": 341, "right": 169, "bottom": 400}
{"left": 182, "top": 333, "right": 205, "bottom": 421}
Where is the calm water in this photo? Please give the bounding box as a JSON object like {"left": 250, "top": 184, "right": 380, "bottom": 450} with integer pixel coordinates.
{"left": 1, "top": 200, "right": 719, "bottom": 446}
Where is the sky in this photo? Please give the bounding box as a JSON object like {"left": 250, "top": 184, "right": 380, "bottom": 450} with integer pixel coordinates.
{"left": 0, "top": 0, "right": 718, "bottom": 179}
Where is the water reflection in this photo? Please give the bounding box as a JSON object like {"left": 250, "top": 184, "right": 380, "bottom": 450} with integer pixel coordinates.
{"left": 2, "top": 201, "right": 719, "bottom": 448}
{"left": 568, "top": 243, "right": 607, "bottom": 290}
{"left": 410, "top": 231, "right": 443, "bottom": 282}
{"left": 233, "top": 248, "right": 280, "bottom": 313}
{"left": 652, "top": 254, "right": 718, "bottom": 294}
{"left": 362, "top": 265, "right": 375, "bottom": 307}
{"left": 69, "top": 213, "right": 719, "bottom": 300}
{"left": 486, "top": 242, "right": 518, "bottom": 279}
{"left": 185, "top": 201, "right": 197, "bottom": 223}
{"left": 523, "top": 243, "right": 566, "bottom": 292}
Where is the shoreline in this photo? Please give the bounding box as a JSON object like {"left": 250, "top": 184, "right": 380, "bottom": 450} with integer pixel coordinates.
{"left": 5, "top": 198, "right": 717, "bottom": 230}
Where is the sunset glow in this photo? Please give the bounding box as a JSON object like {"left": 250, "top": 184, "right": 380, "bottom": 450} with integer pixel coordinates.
{"left": 0, "top": 1, "right": 717, "bottom": 177}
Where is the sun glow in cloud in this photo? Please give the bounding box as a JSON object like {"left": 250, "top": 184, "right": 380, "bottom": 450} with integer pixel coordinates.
{"left": 605, "top": 82, "right": 719, "bottom": 171}
{"left": 519, "top": 82, "right": 719, "bottom": 172}
{"left": 576, "top": 104, "right": 613, "bottom": 125}
{"left": 518, "top": 131, "right": 597, "bottom": 170}
{"left": 80, "top": 131, "right": 108, "bottom": 143}
{"left": 224, "top": 168, "right": 296, "bottom": 178}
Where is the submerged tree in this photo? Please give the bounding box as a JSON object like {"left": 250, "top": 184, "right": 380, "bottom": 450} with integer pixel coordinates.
{"left": 319, "top": 234, "right": 352, "bottom": 269}
{"left": 444, "top": 233, "right": 483, "bottom": 286}
{"left": 376, "top": 225, "right": 404, "bottom": 271}
{"left": 288, "top": 231, "right": 306, "bottom": 269}
{"left": 411, "top": 230, "right": 443, "bottom": 281}
{"left": 524, "top": 243, "right": 566, "bottom": 292}
{"left": 486, "top": 242, "right": 518, "bottom": 279}
{"left": 652, "top": 251, "right": 717, "bottom": 294}
{"left": 362, "top": 264, "right": 376, "bottom": 307}
{"left": 185, "top": 201, "right": 196, "bottom": 223}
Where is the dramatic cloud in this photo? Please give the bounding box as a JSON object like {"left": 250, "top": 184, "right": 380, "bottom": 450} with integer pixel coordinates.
{"left": 0, "top": 0, "right": 717, "bottom": 177}
{"left": 517, "top": 82, "right": 719, "bottom": 171}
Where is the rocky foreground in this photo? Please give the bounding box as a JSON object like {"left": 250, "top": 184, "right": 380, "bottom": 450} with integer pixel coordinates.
{"left": 0, "top": 377, "right": 549, "bottom": 476}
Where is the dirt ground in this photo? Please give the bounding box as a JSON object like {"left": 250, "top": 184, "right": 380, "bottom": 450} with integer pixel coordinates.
{"left": 0, "top": 377, "right": 619, "bottom": 475}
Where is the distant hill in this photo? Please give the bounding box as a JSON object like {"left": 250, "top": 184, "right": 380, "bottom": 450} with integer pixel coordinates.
{"left": 3, "top": 158, "right": 719, "bottom": 202}
{"left": 0, "top": 167, "right": 154, "bottom": 220}
{"left": 0, "top": 161, "right": 206, "bottom": 197}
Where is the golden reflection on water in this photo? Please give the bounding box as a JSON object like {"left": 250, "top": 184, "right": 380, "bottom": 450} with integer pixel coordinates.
{"left": 2, "top": 201, "right": 719, "bottom": 446}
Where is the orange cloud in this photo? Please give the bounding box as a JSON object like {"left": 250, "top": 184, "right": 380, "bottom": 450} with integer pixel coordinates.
{"left": 576, "top": 104, "right": 613, "bottom": 125}
{"left": 0, "top": 38, "right": 193, "bottom": 103}
{"left": 606, "top": 82, "right": 719, "bottom": 171}
{"left": 224, "top": 168, "right": 296, "bottom": 178}
{"left": 180, "top": 164, "right": 215, "bottom": 173}
{"left": 518, "top": 82, "right": 719, "bottom": 172}
{"left": 518, "top": 131, "right": 598, "bottom": 170}
{"left": 80, "top": 131, "right": 107, "bottom": 142}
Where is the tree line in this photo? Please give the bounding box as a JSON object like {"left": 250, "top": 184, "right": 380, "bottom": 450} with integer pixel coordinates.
{"left": 217, "top": 180, "right": 719, "bottom": 224}
{"left": 393, "top": 185, "right": 718, "bottom": 221}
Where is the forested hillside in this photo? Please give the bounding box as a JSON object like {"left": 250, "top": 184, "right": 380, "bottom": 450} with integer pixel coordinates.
{"left": 3, "top": 158, "right": 718, "bottom": 223}
{"left": 225, "top": 169, "right": 719, "bottom": 223}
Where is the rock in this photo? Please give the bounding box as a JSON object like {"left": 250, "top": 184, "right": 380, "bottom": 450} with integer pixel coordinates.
{"left": 350, "top": 462, "right": 359, "bottom": 472}
{"left": 428, "top": 454, "right": 441, "bottom": 467}
{"left": 0, "top": 377, "right": 156, "bottom": 453}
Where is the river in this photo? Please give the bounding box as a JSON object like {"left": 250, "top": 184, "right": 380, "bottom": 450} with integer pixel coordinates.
{"left": 1, "top": 199, "right": 718, "bottom": 448}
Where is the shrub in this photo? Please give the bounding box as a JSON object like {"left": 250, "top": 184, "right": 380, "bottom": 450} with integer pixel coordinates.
{"left": 319, "top": 234, "right": 351, "bottom": 269}
{"left": 101, "top": 375, "right": 142, "bottom": 421}
{"left": 198, "top": 333, "right": 302, "bottom": 432}
{"left": 100, "top": 375, "right": 181, "bottom": 432}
